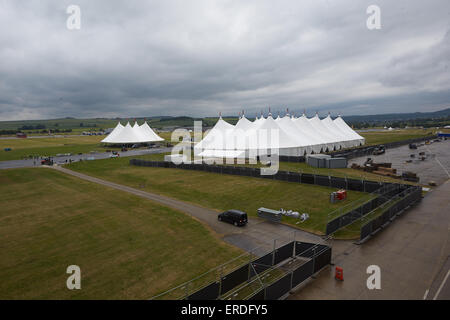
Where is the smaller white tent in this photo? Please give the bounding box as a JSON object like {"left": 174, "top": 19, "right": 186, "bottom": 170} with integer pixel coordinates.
{"left": 101, "top": 122, "right": 124, "bottom": 143}
{"left": 140, "top": 121, "right": 164, "bottom": 142}
{"left": 101, "top": 121, "right": 163, "bottom": 144}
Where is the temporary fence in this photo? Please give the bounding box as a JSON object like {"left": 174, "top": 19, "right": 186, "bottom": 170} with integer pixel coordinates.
{"left": 150, "top": 233, "right": 332, "bottom": 300}
{"left": 359, "top": 185, "right": 422, "bottom": 241}
{"left": 129, "top": 159, "right": 395, "bottom": 193}
{"left": 324, "top": 183, "right": 408, "bottom": 235}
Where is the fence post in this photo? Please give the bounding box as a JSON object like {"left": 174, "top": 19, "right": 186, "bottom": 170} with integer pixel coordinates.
{"left": 312, "top": 247, "right": 316, "bottom": 276}
{"left": 272, "top": 239, "right": 276, "bottom": 266}
{"left": 218, "top": 267, "right": 223, "bottom": 297}
{"left": 248, "top": 248, "right": 252, "bottom": 281}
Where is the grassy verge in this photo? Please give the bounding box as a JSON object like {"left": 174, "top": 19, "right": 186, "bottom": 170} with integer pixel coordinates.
{"left": 0, "top": 167, "right": 241, "bottom": 299}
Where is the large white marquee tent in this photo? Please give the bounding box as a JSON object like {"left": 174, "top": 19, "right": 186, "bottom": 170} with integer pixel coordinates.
{"left": 195, "top": 111, "right": 364, "bottom": 158}
{"left": 101, "top": 121, "right": 164, "bottom": 144}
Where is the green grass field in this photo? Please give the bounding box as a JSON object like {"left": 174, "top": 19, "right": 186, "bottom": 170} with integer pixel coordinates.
{"left": 136, "top": 152, "right": 420, "bottom": 186}
{"left": 0, "top": 167, "right": 242, "bottom": 299}
{"left": 0, "top": 136, "right": 109, "bottom": 161}
{"left": 66, "top": 157, "right": 369, "bottom": 236}
{"left": 360, "top": 128, "right": 436, "bottom": 145}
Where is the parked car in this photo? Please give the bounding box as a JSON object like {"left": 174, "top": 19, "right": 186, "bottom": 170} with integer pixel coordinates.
{"left": 109, "top": 153, "right": 119, "bottom": 158}
{"left": 41, "top": 157, "right": 53, "bottom": 165}
{"left": 372, "top": 145, "right": 385, "bottom": 155}
{"left": 218, "top": 210, "right": 248, "bottom": 226}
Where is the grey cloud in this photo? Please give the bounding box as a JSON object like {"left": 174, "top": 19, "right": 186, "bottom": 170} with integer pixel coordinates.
{"left": 0, "top": 0, "right": 449, "bottom": 120}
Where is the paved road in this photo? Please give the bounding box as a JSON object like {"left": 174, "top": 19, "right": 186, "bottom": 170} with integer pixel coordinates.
{"left": 0, "top": 134, "right": 85, "bottom": 140}
{"left": 0, "top": 147, "right": 172, "bottom": 169}
{"left": 52, "top": 166, "right": 321, "bottom": 256}
{"left": 289, "top": 179, "right": 450, "bottom": 300}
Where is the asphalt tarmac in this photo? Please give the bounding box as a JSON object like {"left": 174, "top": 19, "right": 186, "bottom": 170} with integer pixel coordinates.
{"left": 348, "top": 138, "right": 450, "bottom": 186}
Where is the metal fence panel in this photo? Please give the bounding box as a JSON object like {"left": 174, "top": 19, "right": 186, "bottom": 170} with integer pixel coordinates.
{"left": 325, "top": 218, "right": 341, "bottom": 236}
{"left": 313, "top": 247, "right": 332, "bottom": 273}
{"left": 360, "top": 222, "right": 373, "bottom": 240}
{"left": 292, "top": 259, "right": 314, "bottom": 287}
{"left": 300, "top": 173, "right": 314, "bottom": 184}
{"left": 315, "top": 175, "right": 330, "bottom": 187}
{"left": 247, "top": 288, "right": 265, "bottom": 300}
{"left": 287, "top": 172, "right": 300, "bottom": 182}
{"left": 347, "top": 179, "right": 363, "bottom": 191}
{"left": 187, "top": 281, "right": 220, "bottom": 300}
{"left": 295, "top": 242, "right": 315, "bottom": 258}
{"left": 364, "top": 181, "right": 382, "bottom": 193}
{"left": 249, "top": 253, "right": 273, "bottom": 277}
{"left": 330, "top": 177, "right": 346, "bottom": 189}
{"left": 220, "top": 264, "right": 249, "bottom": 295}
{"left": 265, "top": 273, "right": 292, "bottom": 300}
{"left": 274, "top": 242, "right": 294, "bottom": 265}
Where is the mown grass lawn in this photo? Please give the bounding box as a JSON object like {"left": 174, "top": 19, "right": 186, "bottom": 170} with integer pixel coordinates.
{"left": 66, "top": 157, "right": 369, "bottom": 237}
{"left": 0, "top": 167, "right": 241, "bottom": 299}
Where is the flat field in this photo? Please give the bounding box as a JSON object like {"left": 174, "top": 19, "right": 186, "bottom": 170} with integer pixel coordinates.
{"left": 0, "top": 136, "right": 107, "bottom": 161}
{"left": 360, "top": 128, "right": 435, "bottom": 145}
{"left": 66, "top": 157, "right": 370, "bottom": 237}
{"left": 0, "top": 168, "right": 241, "bottom": 299}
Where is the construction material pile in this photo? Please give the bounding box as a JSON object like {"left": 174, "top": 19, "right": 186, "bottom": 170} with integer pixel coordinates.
{"left": 351, "top": 158, "right": 400, "bottom": 178}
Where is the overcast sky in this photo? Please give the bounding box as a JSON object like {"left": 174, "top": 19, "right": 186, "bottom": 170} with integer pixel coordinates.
{"left": 0, "top": 0, "right": 449, "bottom": 120}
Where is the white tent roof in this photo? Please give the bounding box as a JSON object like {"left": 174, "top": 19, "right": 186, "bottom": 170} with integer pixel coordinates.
{"left": 101, "top": 122, "right": 124, "bottom": 143}
{"left": 102, "top": 121, "right": 164, "bottom": 144}
{"left": 307, "top": 114, "right": 343, "bottom": 149}
{"left": 333, "top": 116, "right": 365, "bottom": 143}
{"left": 194, "top": 116, "right": 234, "bottom": 151}
{"left": 245, "top": 114, "right": 301, "bottom": 150}
{"left": 234, "top": 115, "right": 253, "bottom": 131}
{"left": 321, "top": 115, "right": 357, "bottom": 148}
{"left": 193, "top": 111, "right": 366, "bottom": 157}
{"left": 294, "top": 114, "right": 337, "bottom": 151}
{"left": 140, "top": 121, "right": 164, "bottom": 141}
{"left": 291, "top": 115, "right": 325, "bottom": 153}
{"left": 277, "top": 114, "right": 318, "bottom": 153}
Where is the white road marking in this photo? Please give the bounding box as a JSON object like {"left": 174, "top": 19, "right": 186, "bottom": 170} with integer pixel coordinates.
{"left": 423, "top": 289, "right": 429, "bottom": 300}
{"left": 433, "top": 269, "right": 450, "bottom": 300}
{"left": 425, "top": 145, "right": 450, "bottom": 178}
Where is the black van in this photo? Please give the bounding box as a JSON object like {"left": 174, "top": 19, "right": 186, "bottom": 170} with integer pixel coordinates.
{"left": 218, "top": 210, "right": 248, "bottom": 226}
